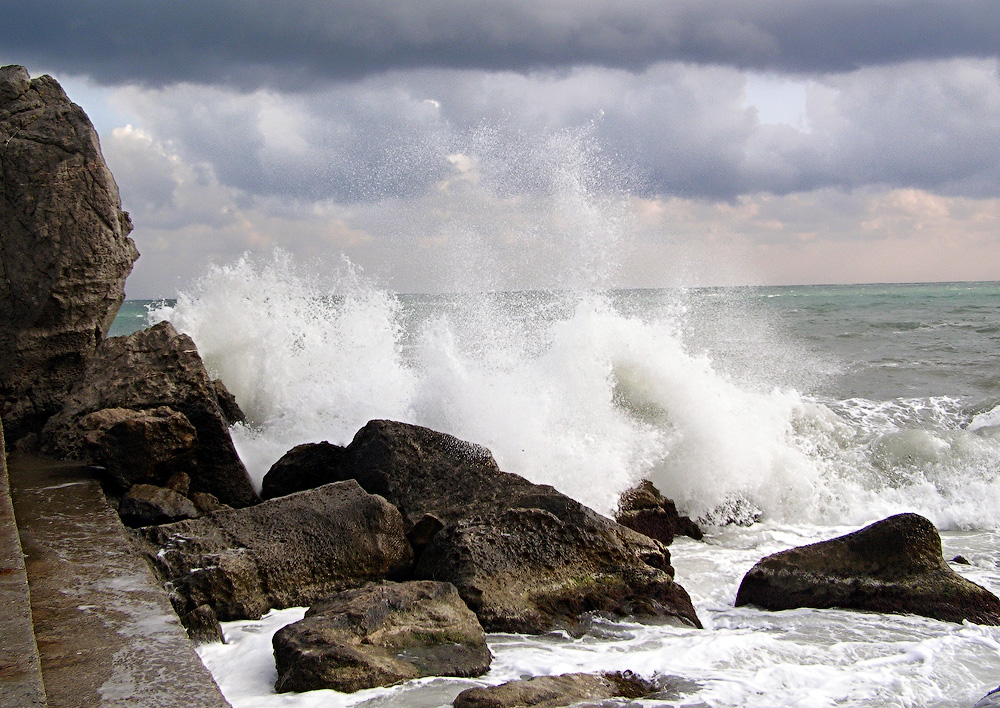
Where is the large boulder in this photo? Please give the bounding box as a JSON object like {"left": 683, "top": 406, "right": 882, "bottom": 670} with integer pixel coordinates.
{"left": 735, "top": 513, "right": 1000, "bottom": 625}
{"left": 270, "top": 420, "right": 701, "bottom": 634}
{"left": 273, "top": 580, "right": 491, "bottom": 693}
{"left": 0, "top": 65, "right": 138, "bottom": 441}
{"left": 452, "top": 672, "right": 661, "bottom": 708}
{"left": 139, "top": 480, "right": 414, "bottom": 626}
{"left": 41, "top": 321, "right": 258, "bottom": 508}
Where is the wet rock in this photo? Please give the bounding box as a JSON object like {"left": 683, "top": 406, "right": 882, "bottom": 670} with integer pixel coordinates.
{"left": 119, "top": 483, "right": 198, "bottom": 527}
{"left": 273, "top": 580, "right": 491, "bottom": 693}
{"left": 75, "top": 406, "right": 198, "bottom": 494}
{"left": 735, "top": 513, "right": 1000, "bottom": 625}
{"left": 0, "top": 65, "right": 138, "bottom": 440}
{"left": 211, "top": 379, "right": 245, "bottom": 425}
{"left": 332, "top": 420, "right": 701, "bottom": 633}
{"left": 138, "top": 480, "right": 414, "bottom": 625}
{"left": 41, "top": 321, "right": 258, "bottom": 508}
{"left": 261, "top": 441, "right": 347, "bottom": 500}
{"left": 181, "top": 604, "right": 225, "bottom": 645}
{"left": 452, "top": 672, "right": 660, "bottom": 708}
{"left": 615, "top": 479, "right": 703, "bottom": 545}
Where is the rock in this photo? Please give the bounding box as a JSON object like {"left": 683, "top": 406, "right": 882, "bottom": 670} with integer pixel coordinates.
{"left": 164, "top": 470, "right": 192, "bottom": 496}
{"left": 615, "top": 480, "right": 703, "bottom": 545}
{"left": 119, "top": 483, "right": 198, "bottom": 527}
{"left": 138, "top": 480, "right": 414, "bottom": 625}
{"left": 261, "top": 441, "right": 347, "bottom": 500}
{"left": 735, "top": 513, "right": 1000, "bottom": 625}
{"left": 74, "top": 406, "right": 198, "bottom": 493}
{"left": 0, "top": 66, "right": 138, "bottom": 441}
{"left": 190, "top": 492, "right": 226, "bottom": 515}
{"left": 212, "top": 379, "right": 245, "bottom": 425}
{"left": 452, "top": 672, "right": 659, "bottom": 708}
{"left": 406, "top": 513, "right": 445, "bottom": 556}
{"left": 415, "top": 500, "right": 698, "bottom": 634}
{"left": 180, "top": 604, "right": 226, "bottom": 645}
{"left": 330, "top": 420, "right": 701, "bottom": 633}
{"left": 273, "top": 580, "right": 491, "bottom": 694}
{"left": 41, "top": 321, "right": 258, "bottom": 508}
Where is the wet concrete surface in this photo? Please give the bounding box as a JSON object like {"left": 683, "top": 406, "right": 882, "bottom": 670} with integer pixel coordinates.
{"left": 0, "top": 426, "right": 47, "bottom": 707}
{"left": 7, "top": 454, "right": 231, "bottom": 708}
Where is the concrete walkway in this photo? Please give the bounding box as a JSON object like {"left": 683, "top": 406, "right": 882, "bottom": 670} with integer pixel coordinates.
{"left": 0, "top": 425, "right": 47, "bottom": 707}
{"left": 5, "top": 452, "right": 231, "bottom": 708}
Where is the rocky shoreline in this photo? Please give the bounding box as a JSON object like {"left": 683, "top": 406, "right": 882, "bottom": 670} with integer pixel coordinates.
{"left": 3, "top": 64, "right": 1000, "bottom": 707}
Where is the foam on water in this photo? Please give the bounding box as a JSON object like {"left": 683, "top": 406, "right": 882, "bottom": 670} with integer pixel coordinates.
{"left": 160, "top": 123, "right": 1000, "bottom": 708}
{"left": 151, "top": 256, "right": 1000, "bottom": 530}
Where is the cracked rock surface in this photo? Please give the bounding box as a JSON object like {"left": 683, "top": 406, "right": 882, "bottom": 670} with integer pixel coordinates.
{"left": 0, "top": 64, "right": 138, "bottom": 441}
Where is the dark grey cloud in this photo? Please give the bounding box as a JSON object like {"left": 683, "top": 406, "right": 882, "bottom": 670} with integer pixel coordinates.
{"left": 4, "top": 1, "right": 998, "bottom": 89}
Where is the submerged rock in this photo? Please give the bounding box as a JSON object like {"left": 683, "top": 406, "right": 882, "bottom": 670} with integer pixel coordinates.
{"left": 735, "top": 513, "right": 1000, "bottom": 625}
{"left": 452, "top": 672, "right": 661, "bottom": 708}
{"left": 615, "top": 479, "right": 703, "bottom": 545}
{"left": 273, "top": 580, "right": 491, "bottom": 693}
{"left": 297, "top": 420, "right": 701, "bottom": 633}
{"left": 0, "top": 65, "right": 138, "bottom": 440}
{"left": 41, "top": 321, "right": 258, "bottom": 508}
{"left": 139, "top": 480, "right": 413, "bottom": 627}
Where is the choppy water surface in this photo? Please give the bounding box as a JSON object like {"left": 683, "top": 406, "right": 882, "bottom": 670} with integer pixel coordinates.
{"left": 116, "top": 274, "right": 1000, "bottom": 707}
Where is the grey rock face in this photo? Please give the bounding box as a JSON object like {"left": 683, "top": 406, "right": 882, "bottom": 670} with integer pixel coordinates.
{"left": 41, "top": 321, "right": 258, "bottom": 508}
{"left": 273, "top": 580, "right": 492, "bottom": 693}
{"left": 139, "top": 480, "right": 414, "bottom": 624}
{"left": 323, "top": 420, "right": 701, "bottom": 633}
{"left": 0, "top": 65, "right": 138, "bottom": 440}
{"left": 735, "top": 513, "right": 1000, "bottom": 625}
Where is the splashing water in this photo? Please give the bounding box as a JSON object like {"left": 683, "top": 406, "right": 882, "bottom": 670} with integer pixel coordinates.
{"left": 142, "top": 124, "right": 1000, "bottom": 708}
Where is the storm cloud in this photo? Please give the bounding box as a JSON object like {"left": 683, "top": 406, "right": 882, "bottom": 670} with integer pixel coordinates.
{"left": 3, "top": 1, "right": 999, "bottom": 294}
{"left": 5, "top": 1, "right": 999, "bottom": 88}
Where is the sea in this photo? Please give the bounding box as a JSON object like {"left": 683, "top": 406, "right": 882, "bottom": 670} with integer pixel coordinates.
{"left": 112, "top": 271, "right": 1000, "bottom": 708}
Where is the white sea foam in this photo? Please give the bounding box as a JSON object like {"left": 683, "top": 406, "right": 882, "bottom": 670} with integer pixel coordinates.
{"left": 165, "top": 130, "right": 1000, "bottom": 708}
{"left": 151, "top": 252, "right": 1000, "bottom": 528}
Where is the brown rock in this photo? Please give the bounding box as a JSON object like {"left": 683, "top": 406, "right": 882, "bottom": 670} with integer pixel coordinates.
{"left": 332, "top": 420, "right": 701, "bottom": 633}
{"left": 452, "top": 672, "right": 659, "bottom": 708}
{"left": 74, "top": 406, "right": 198, "bottom": 493}
{"left": 41, "top": 321, "right": 258, "bottom": 507}
{"left": 119, "top": 483, "right": 198, "bottom": 527}
{"left": 139, "top": 480, "right": 414, "bottom": 625}
{"left": 0, "top": 65, "right": 138, "bottom": 440}
{"left": 273, "top": 580, "right": 491, "bottom": 693}
{"left": 615, "top": 479, "right": 703, "bottom": 545}
{"left": 735, "top": 513, "right": 1000, "bottom": 625}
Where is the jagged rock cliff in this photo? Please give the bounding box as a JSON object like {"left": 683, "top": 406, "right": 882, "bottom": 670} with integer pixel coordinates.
{"left": 0, "top": 65, "right": 138, "bottom": 441}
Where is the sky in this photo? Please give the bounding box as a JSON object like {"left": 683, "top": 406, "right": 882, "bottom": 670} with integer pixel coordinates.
{"left": 3, "top": 1, "right": 1000, "bottom": 297}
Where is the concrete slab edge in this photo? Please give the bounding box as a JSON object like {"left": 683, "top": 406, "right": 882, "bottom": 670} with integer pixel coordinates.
{"left": 0, "top": 421, "right": 47, "bottom": 707}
